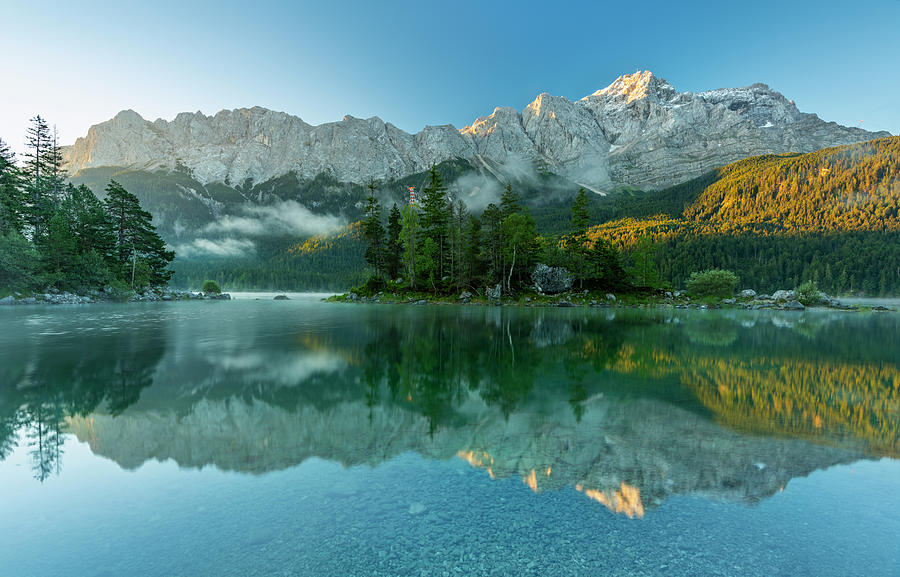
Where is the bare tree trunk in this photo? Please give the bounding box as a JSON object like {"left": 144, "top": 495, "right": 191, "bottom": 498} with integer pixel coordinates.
{"left": 507, "top": 244, "right": 516, "bottom": 293}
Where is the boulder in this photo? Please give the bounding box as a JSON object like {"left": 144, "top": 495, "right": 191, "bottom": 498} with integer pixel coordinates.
{"left": 459, "top": 291, "right": 473, "bottom": 300}
{"left": 486, "top": 284, "right": 502, "bottom": 301}
{"left": 606, "top": 293, "right": 617, "bottom": 302}
{"left": 783, "top": 300, "right": 805, "bottom": 310}
{"left": 274, "top": 295, "right": 290, "bottom": 300}
{"left": 739, "top": 289, "right": 757, "bottom": 299}
{"left": 0, "top": 296, "right": 15, "bottom": 305}
{"left": 531, "top": 263, "right": 573, "bottom": 294}
{"left": 771, "top": 290, "right": 795, "bottom": 301}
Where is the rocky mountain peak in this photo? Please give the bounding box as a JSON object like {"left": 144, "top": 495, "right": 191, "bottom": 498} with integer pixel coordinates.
{"left": 589, "top": 70, "right": 676, "bottom": 103}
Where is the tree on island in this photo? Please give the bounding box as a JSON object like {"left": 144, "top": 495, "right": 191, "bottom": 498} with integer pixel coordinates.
{"left": 362, "top": 182, "right": 386, "bottom": 281}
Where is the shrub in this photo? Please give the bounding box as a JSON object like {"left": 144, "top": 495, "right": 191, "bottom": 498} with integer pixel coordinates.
{"left": 795, "top": 280, "right": 823, "bottom": 306}
{"left": 351, "top": 276, "right": 385, "bottom": 298}
{"left": 686, "top": 269, "right": 738, "bottom": 298}
{"left": 202, "top": 280, "right": 222, "bottom": 294}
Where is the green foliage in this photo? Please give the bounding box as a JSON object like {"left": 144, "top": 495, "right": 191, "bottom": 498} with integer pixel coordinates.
{"left": 0, "top": 232, "right": 41, "bottom": 290}
{"left": 385, "top": 203, "right": 402, "bottom": 280}
{"left": 795, "top": 280, "right": 822, "bottom": 306}
{"left": 399, "top": 204, "right": 420, "bottom": 288}
{"left": 628, "top": 235, "right": 659, "bottom": 288}
{"left": 362, "top": 183, "right": 386, "bottom": 279}
{"left": 686, "top": 269, "right": 738, "bottom": 298}
{"left": 202, "top": 280, "right": 222, "bottom": 294}
{"left": 104, "top": 180, "right": 174, "bottom": 288}
{"left": 0, "top": 118, "right": 175, "bottom": 295}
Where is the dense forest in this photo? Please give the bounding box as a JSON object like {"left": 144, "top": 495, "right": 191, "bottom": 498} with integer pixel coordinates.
{"left": 0, "top": 117, "right": 173, "bottom": 296}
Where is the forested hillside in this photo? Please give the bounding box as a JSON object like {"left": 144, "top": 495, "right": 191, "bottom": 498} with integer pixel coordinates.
{"left": 587, "top": 137, "right": 900, "bottom": 295}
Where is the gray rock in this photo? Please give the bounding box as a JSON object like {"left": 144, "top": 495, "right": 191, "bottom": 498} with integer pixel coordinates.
{"left": 531, "top": 263, "right": 573, "bottom": 294}
{"left": 783, "top": 300, "right": 805, "bottom": 310}
{"left": 557, "top": 300, "right": 575, "bottom": 307}
{"left": 771, "top": 290, "right": 795, "bottom": 302}
{"left": 739, "top": 289, "right": 757, "bottom": 299}
{"left": 0, "top": 296, "right": 15, "bottom": 305}
{"left": 722, "top": 298, "right": 737, "bottom": 305}
{"left": 606, "top": 293, "right": 617, "bottom": 302}
{"left": 486, "top": 283, "right": 502, "bottom": 301}
{"left": 459, "top": 291, "right": 473, "bottom": 300}
{"left": 274, "top": 294, "right": 290, "bottom": 300}
{"left": 348, "top": 292, "right": 359, "bottom": 301}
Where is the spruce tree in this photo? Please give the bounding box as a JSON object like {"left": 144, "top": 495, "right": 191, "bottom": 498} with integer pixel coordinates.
{"left": 399, "top": 204, "right": 420, "bottom": 288}
{"left": 362, "top": 182, "right": 386, "bottom": 280}
{"left": 23, "top": 116, "right": 54, "bottom": 239}
{"left": 419, "top": 165, "right": 449, "bottom": 281}
{"left": 567, "top": 187, "right": 592, "bottom": 288}
{"left": 0, "top": 138, "right": 26, "bottom": 236}
{"left": 463, "top": 214, "right": 483, "bottom": 288}
{"left": 385, "top": 203, "right": 402, "bottom": 280}
{"left": 481, "top": 203, "right": 503, "bottom": 285}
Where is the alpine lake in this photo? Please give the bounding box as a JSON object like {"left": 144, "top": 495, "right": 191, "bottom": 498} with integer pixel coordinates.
{"left": 1, "top": 294, "right": 897, "bottom": 577}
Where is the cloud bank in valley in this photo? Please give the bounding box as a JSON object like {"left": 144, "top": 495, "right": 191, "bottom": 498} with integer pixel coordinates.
{"left": 177, "top": 200, "right": 347, "bottom": 258}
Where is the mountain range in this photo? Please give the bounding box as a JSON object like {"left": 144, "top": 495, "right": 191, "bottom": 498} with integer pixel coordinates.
{"left": 63, "top": 70, "right": 888, "bottom": 194}
{"left": 59, "top": 71, "right": 897, "bottom": 292}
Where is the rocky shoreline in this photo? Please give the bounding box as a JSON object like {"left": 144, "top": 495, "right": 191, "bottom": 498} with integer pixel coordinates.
{"left": 0, "top": 288, "right": 232, "bottom": 306}
{"left": 331, "top": 286, "right": 895, "bottom": 312}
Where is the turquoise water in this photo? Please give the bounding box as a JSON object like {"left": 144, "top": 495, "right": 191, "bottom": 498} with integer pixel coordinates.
{"left": 1, "top": 297, "right": 898, "bottom": 576}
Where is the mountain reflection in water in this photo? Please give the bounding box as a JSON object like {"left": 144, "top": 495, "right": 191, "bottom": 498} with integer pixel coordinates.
{"left": 0, "top": 303, "right": 896, "bottom": 517}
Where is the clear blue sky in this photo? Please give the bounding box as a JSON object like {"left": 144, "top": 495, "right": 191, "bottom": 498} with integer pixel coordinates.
{"left": 1, "top": 0, "right": 897, "bottom": 155}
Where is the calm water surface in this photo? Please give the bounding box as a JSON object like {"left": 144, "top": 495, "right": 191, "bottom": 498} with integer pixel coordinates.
{"left": 1, "top": 296, "right": 898, "bottom": 577}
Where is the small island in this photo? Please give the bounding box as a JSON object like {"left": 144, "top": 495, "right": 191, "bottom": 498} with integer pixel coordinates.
{"left": 329, "top": 169, "right": 893, "bottom": 313}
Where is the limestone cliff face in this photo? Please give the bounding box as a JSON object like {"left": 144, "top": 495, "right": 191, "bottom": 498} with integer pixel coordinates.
{"left": 62, "top": 71, "right": 890, "bottom": 191}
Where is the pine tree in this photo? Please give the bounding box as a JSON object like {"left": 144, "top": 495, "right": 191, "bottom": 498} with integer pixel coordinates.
{"left": 501, "top": 211, "right": 539, "bottom": 292}
{"left": 419, "top": 165, "right": 449, "bottom": 281}
{"left": 362, "top": 182, "right": 386, "bottom": 280}
{"left": 567, "top": 187, "right": 592, "bottom": 288}
{"left": 104, "top": 180, "right": 174, "bottom": 288}
{"left": 385, "top": 203, "right": 402, "bottom": 280}
{"left": 481, "top": 203, "right": 503, "bottom": 285}
{"left": 46, "top": 126, "right": 66, "bottom": 209}
{"left": 23, "top": 115, "right": 54, "bottom": 239}
{"left": 570, "top": 187, "right": 590, "bottom": 236}
{"left": 463, "top": 214, "right": 483, "bottom": 288}
{"left": 629, "top": 235, "right": 659, "bottom": 288}
{"left": 399, "top": 204, "right": 420, "bottom": 288}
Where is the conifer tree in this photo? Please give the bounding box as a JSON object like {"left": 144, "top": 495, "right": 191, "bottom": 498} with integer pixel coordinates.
{"left": 399, "top": 203, "right": 420, "bottom": 288}
{"left": 362, "top": 182, "right": 386, "bottom": 280}
{"left": 419, "top": 165, "right": 449, "bottom": 280}
{"left": 385, "top": 203, "right": 402, "bottom": 280}
{"left": 567, "top": 187, "right": 592, "bottom": 288}
{"left": 0, "top": 138, "right": 26, "bottom": 236}
{"left": 463, "top": 214, "right": 483, "bottom": 288}
{"left": 23, "top": 116, "right": 53, "bottom": 238}
{"left": 481, "top": 203, "right": 503, "bottom": 285}
{"left": 499, "top": 183, "right": 520, "bottom": 218}
{"left": 104, "top": 180, "right": 173, "bottom": 288}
